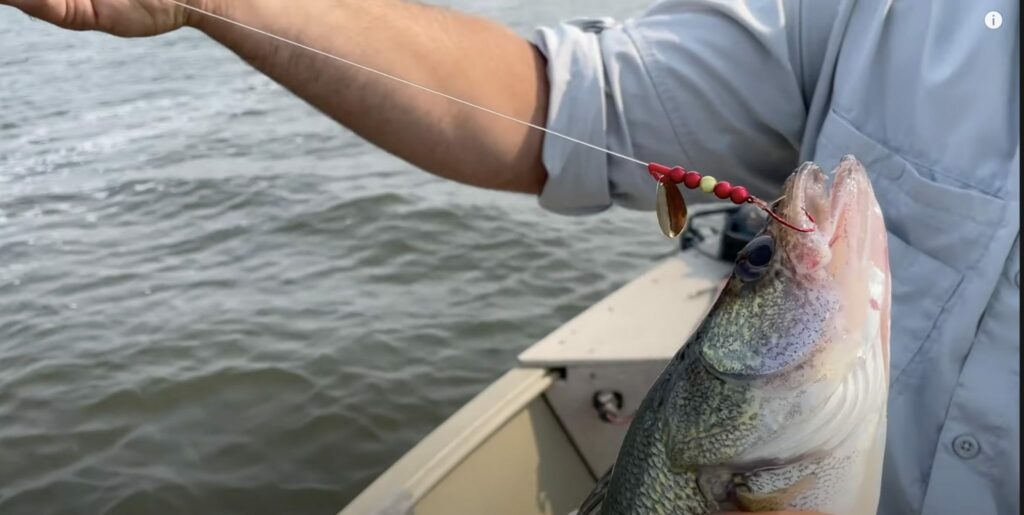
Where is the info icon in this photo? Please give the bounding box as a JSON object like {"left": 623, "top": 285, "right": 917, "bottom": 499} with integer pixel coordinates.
{"left": 985, "top": 11, "right": 1003, "bottom": 30}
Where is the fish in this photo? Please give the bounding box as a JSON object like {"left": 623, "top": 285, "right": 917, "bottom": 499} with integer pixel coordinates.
{"left": 577, "top": 155, "right": 892, "bottom": 515}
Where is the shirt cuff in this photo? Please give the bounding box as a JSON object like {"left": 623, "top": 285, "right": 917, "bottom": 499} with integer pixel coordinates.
{"left": 531, "top": 19, "right": 616, "bottom": 216}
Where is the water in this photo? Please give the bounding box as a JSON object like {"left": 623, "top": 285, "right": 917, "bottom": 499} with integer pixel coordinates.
{"left": 0, "top": 2, "right": 670, "bottom": 513}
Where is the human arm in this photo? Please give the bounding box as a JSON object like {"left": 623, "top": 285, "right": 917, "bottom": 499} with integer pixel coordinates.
{"left": 0, "top": 0, "right": 550, "bottom": 193}
{"left": 1, "top": 0, "right": 840, "bottom": 213}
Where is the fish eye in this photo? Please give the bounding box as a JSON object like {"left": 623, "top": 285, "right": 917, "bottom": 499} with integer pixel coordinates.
{"left": 735, "top": 235, "right": 775, "bottom": 282}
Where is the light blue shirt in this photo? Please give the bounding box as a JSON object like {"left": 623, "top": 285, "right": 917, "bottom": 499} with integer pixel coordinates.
{"left": 532, "top": 1, "right": 1019, "bottom": 513}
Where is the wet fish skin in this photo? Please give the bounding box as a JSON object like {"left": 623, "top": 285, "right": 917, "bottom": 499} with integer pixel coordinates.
{"left": 581, "top": 156, "right": 891, "bottom": 515}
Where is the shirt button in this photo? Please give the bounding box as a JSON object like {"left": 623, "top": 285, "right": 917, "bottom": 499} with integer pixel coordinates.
{"left": 952, "top": 434, "right": 981, "bottom": 459}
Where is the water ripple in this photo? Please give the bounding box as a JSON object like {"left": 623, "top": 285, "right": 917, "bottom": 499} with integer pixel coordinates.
{"left": 1, "top": 1, "right": 659, "bottom": 514}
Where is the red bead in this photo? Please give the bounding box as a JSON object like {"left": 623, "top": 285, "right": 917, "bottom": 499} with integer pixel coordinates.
{"left": 713, "top": 181, "right": 732, "bottom": 199}
{"left": 729, "top": 186, "right": 750, "bottom": 204}
{"left": 648, "top": 162, "right": 672, "bottom": 176}
{"left": 669, "top": 166, "right": 686, "bottom": 183}
{"left": 682, "top": 171, "right": 702, "bottom": 189}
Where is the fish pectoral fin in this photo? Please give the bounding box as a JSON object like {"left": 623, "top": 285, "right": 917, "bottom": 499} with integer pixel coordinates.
{"left": 734, "top": 474, "right": 817, "bottom": 512}
{"left": 576, "top": 466, "right": 613, "bottom": 515}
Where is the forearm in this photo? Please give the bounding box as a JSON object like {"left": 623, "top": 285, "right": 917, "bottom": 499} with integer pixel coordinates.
{"left": 186, "top": 0, "right": 549, "bottom": 193}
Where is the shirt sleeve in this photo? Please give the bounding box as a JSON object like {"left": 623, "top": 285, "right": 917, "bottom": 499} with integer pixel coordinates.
{"left": 531, "top": 0, "right": 823, "bottom": 215}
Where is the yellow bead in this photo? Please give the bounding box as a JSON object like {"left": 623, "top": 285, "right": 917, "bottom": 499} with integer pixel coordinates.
{"left": 699, "top": 176, "right": 717, "bottom": 193}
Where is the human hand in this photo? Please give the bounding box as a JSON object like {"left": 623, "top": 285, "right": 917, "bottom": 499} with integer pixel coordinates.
{"left": 0, "top": 0, "right": 200, "bottom": 37}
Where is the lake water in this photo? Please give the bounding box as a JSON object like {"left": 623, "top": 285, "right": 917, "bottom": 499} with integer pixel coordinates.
{"left": 0, "top": 1, "right": 670, "bottom": 513}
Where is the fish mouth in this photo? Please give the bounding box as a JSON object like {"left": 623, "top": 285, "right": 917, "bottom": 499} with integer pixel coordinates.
{"left": 824, "top": 155, "right": 883, "bottom": 269}
{"left": 778, "top": 161, "right": 829, "bottom": 236}
{"left": 776, "top": 155, "right": 878, "bottom": 260}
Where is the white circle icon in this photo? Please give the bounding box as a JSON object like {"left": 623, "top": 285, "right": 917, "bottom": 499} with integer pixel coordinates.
{"left": 985, "top": 11, "right": 1003, "bottom": 30}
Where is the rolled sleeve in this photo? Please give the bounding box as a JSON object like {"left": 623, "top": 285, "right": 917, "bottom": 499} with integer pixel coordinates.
{"left": 532, "top": 0, "right": 814, "bottom": 215}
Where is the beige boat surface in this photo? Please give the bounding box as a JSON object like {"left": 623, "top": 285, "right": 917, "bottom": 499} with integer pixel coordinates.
{"left": 339, "top": 368, "right": 591, "bottom": 515}
{"left": 340, "top": 247, "right": 733, "bottom": 515}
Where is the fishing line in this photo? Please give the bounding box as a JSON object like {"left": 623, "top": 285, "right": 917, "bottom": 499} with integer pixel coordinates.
{"left": 166, "top": 0, "right": 815, "bottom": 235}
{"left": 168, "top": 0, "right": 647, "bottom": 168}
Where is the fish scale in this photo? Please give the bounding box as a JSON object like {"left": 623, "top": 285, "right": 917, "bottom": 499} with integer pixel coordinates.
{"left": 602, "top": 392, "right": 709, "bottom": 514}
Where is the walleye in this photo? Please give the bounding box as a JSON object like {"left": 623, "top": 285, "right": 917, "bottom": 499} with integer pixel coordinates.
{"left": 579, "top": 156, "right": 891, "bottom": 514}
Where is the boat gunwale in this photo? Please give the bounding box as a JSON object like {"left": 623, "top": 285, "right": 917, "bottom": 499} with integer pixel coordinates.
{"left": 339, "top": 367, "right": 556, "bottom": 515}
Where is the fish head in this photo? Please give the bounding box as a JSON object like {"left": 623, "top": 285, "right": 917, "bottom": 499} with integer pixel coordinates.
{"left": 683, "top": 155, "right": 891, "bottom": 476}
{"left": 700, "top": 155, "right": 890, "bottom": 387}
